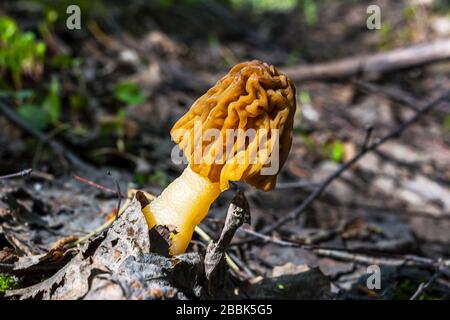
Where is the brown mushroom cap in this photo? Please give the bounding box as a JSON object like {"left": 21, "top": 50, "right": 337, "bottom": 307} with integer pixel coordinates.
{"left": 171, "top": 60, "right": 297, "bottom": 191}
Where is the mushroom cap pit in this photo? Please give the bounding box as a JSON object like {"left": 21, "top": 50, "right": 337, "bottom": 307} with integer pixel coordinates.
{"left": 171, "top": 60, "right": 297, "bottom": 191}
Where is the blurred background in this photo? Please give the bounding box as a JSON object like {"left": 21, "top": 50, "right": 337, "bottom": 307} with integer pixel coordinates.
{"left": 1, "top": 0, "right": 450, "bottom": 299}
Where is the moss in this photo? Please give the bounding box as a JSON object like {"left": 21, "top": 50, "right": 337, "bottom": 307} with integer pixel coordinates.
{"left": 0, "top": 273, "right": 18, "bottom": 293}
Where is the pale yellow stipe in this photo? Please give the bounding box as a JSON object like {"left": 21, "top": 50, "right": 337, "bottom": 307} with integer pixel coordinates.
{"left": 143, "top": 166, "right": 221, "bottom": 255}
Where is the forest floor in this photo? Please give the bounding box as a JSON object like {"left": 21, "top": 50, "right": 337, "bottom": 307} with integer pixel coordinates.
{"left": 1, "top": 0, "right": 450, "bottom": 299}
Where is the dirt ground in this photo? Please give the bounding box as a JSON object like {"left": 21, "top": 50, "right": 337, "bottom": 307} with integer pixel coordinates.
{"left": 0, "top": 0, "right": 450, "bottom": 300}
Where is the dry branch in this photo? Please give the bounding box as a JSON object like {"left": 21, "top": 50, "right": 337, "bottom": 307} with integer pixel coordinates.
{"left": 0, "top": 169, "right": 32, "bottom": 180}
{"left": 283, "top": 39, "right": 450, "bottom": 81}
{"left": 204, "top": 190, "right": 250, "bottom": 297}
{"left": 0, "top": 99, "right": 95, "bottom": 174}
{"left": 238, "top": 228, "right": 450, "bottom": 270}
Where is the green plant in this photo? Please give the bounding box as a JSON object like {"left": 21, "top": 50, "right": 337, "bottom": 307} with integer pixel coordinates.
{"left": 230, "top": 0, "right": 299, "bottom": 13}
{"left": 324, "top": 141, "right": 345, "bottom": 163}
{"left": 299, "top": 89, "right": 312, "bottom": 106}
{"left": 17, "top": 77, "right": 62, "bottom": 131}
{"left": 114, "top": 82, "right": 145, "bottom": 106}
{"left": 17, "top": 103, "right": 49, "bottom": 131}
{"left": 0, "top": 89, "right": 34, "bottom": 100}
{"left": 302, "top": 0, "right": 317, "bottom": 26}
{"left": 51, "top": 54, "right": 81, "bottom": 69}
{"left": 299, "top": 131, "right": 346, "bottom": 163}
{"left": 42, "top": 77, "right": 61, "bottom": 125}
{"left": 0, "top": 273, "right": 17, "bottom": 293}
{"left": 0, "top": 17, "right": 46, "bottom": 89}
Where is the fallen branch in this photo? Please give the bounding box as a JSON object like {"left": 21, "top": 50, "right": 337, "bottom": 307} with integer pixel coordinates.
{"left": 283, "top": 39, "right": 450, "bottom": 81}
{"left": 0, "top": 99, "right": 95, "bottom": 173}
{"left": 237, "top": 228, "right": 450, "bottom": 270}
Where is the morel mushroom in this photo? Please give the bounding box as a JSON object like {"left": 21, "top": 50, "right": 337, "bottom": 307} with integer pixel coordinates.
{"left": 143, "top": 60, "right": 297, "bottom": 255}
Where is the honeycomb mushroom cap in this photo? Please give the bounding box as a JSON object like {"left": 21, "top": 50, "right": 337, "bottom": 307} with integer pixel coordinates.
{"left": 171, "top": 60, "right": 297, "bottom": 191}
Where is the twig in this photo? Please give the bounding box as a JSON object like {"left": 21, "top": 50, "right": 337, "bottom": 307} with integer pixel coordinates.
{"left": 73, "top": 220, "right": 113, "bottom": 246}
{"left": 194, "top": 226, "right": 240, "bottom": 274}
{"left": 410, "top": 260, "right": 443, "bottom": 300}
{"left": 353, "top": 80, "right": 448, "bottom": 114}
{"left": 361, "top": 126, "right": 374, "bottom": 151}
{"left": 0, "top": 169, "right": 32, "bottom": 180}
{"left": 32, "top": 123, "right": 71, "bottom": 169}
{"left": 275, "top": 181, "right": 319, "bottom": 190}
{"left": 261, "top": 89, "right": 450, "bottom": 234}
{"left": 107, "top": 171, "right": 122, "bottom": 220}
{"left": 72, "top": 175, "right": 119, "bottom": 195}
{"left": 237, "top": 228, "right": 450, "bottom": 270}
{"left": 283, "top": 39, "right": 450, "bottom": 81}
{"left": 0, "top": 99, "right": 95, "bottom": 173}
{"left": 203, "top": 190, "right": 251, "bottom": 297}
{"left": 352, "top": 80, "right": 419, "bottom": 111}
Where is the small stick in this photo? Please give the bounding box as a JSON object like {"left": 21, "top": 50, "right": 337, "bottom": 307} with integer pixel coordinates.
{"left": 275, "top": 181, "right": 319, "bottom": 190}
{"left": 72, "top": 175, "right": 118, "bottom": 195}
{"left": 0, "top": 169, "right": 32, "bottom": 180}
{"left": 107, "top": 171, "right": 122, "bottom": 220}
{"left": 194, "top": 226, "right": 240, "bottom": 274}
{"left": 237, "top": 227, "right": 450, "bottom": 270}
{"left": 203, "top": 189, "right": 250, "bottom": 297}
{"left": 283, "top": 39, "right": 450, "bottom": 81}
{"left": 410, "top": 260, "right": 443, "bottom": 300}
{"left": 361, "top": 126, "right": 374, "bottom": 151}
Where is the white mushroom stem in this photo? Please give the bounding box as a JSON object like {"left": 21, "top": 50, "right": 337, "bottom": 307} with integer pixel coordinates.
{"left": 143, "top": 166, "right": 221, "bottom": 255}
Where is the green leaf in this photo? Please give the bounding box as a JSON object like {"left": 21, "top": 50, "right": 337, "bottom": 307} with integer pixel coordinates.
{"left": 230, "top": 0, "right": 298, "bottom": 13}
{"left": 46, "top": 9, "right": 59, "bottom": 24}
{"left": 0, "top": 89, "right": 34, "bottom": 99}
{"left": 34, "top": 42, "right": 46, "bottom": 59}
{"left": 114, "top": 82, "right": 145, "bottom": 105}
{"left": 303, "top": 0, "right": 317, "bottom": 26}
{"left": 330, "top": 142, "right": 345, "bottom": 163}
{"left": 17, "top": 104, "right": 49, "bottom": 131}
{"left": 0, "top": 17, "right": 17, "bottom": 41}
{"left": 299, "top": 90, "right": 311, "bottom": 105}
{"left": 0, "top": 16, "right": 46, "bottom": 88}
{"left": 42, "top": 77, "right": 61, "bottom": 124}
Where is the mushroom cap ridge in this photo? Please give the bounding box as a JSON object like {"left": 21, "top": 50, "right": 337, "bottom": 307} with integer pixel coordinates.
{"left": 171, "top": 60, "right": 297, "bottom": 191}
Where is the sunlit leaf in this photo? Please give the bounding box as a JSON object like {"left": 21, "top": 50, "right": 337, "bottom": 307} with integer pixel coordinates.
{"left": 114, "top": 82, "right": 145, "bottom": 105}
